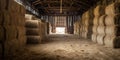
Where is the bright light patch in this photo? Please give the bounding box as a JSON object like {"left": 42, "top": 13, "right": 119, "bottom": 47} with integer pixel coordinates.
{"left": 56, "top": 27, "right": 65, "bottom": 34}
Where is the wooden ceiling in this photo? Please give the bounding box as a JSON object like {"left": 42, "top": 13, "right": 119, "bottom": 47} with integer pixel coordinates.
{"left": 27, "top": 0, "right": 99, "bottom": 15}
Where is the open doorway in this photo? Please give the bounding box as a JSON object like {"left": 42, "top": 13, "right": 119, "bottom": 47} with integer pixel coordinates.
{"left": 56, "top": 27, "right": 65, "bottom": 34}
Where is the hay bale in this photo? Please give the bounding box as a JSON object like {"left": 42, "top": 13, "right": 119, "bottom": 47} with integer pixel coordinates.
{"left": 5, "top": 26, "right": 17, "bottom": 41}
{"left": 25, "top": 20, "right": 39, "bottom": 28}
{"left": 105, "top": 3, "right": 120, "bottom": 15}
{"left": 8, "top": 0, "right": 20, "bottom": 13}
{"left": 99, "top": 15, "right": 107, "bottom": 25}
{"left": 16, "top": 27, "right": 26, "bottom": 47}
{"left": 105, "top": 15, "right": 120, "bottom": 26}
{"left": 97, "top": 26, "right": 105, "bottom": 34}
{"left": 92, "top": 33, "right": 97, "bottom": 43}
{"left": 84, "top": 32, "right": 88, "bottom": 39}
{"left": 20, "top": 6, "right": 26, "bottom": 15}
{"left": 97, "top": 34, "right": 105, "bottom": 45}
{"left": 3, "top": 11, "right": 10, "bottom": 25}
{"left": 9, "top": 13, "right": 19, "bottom": 25}
{"left": 93, "top": 16, "right": 99, "bottom": 25}
{"left": 25, "top": 14, "right": 33, "bottom": 20}
{"left": 94, "top": 5, "right": 105, "bottom": 16}
{"left": 104, "top": 35, "right": 120, "bottom": 48}
{"left": 27, "top": 36, "right": 41, "bottom": 44}
{"left": 4, "top": 39, "right": 20, "bottom": 56}
{"left": 84, "top": 19, "right": 89, "bottom": 26}
{"left": 26, "top": 28, "right": 40, "bottom": 35}
{"left": 105, "top": 26, "right": 120, "bottom": 36}
{"left": 84, "top": 26, "right": 88, "bottom": 32}
{"left": 92, "top": 25, "right": 98, "bottom": 33}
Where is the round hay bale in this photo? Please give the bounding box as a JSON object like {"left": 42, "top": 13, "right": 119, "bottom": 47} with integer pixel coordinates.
{"left": 26, "top": 28, "right": 40, "bottom": 35}
{"left": 83, "top": 11, "right": 90, "bottom": 18}
{"left": 97, "top": 26, "right": 105, "bottom": 34}
{"left": 81, "top": 32, "right": 85, "bottom": 38}
{"left": 84, "top": 26, "right": 88, "bottom": 32}
{"left": 94, "top": 5, "right": 105, "bottom": 16}
{"left": 104, "top": 35, "right": 120, "bottom": 48}
{"left": 93, "top": 16, "right": 99, "bottom": 25}
{"left": 27, "top": 36, "right": 41, "bottom": 44}
{"left": 84, "top": 19, "right": 89, "bottom": 26}
{"left": 105, "top": 15, "right": 120, "bottom": 26}
{"left": 84, "top": 32, "right": 88, "bottom": 39}
{"left": 99, "top": 15, "right": 107, "bottom": 25}
{"left": 92, "top": 25, "right": 98, "bottom": 33}
{"left": 105, "top": 26, "right": 120, "bottom": 36}
{"left": 105, "top": 3, "right": 120, "bottom": 15}
{"left": 92, "top": 33, "right": 97, "bottom": 43}
{"left": 97, "top": 34, "right": 105, "bottom": 45}
{"left": 25, "top": 20, "right": 39, "bottom": 28}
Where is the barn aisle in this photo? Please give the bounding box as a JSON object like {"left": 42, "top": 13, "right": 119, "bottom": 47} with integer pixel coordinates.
{"left": 11, "top": 34, "right": 120, "bottom": 60}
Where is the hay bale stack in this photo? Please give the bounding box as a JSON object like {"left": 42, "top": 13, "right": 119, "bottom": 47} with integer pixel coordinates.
{"left": 74, "top": 21, "right": 80, "bottom": 35}
{"left": 105, "top": 15, "right": 120, "bottom": 26}
{"left": 27, "top": 36, "right": 41, "bottom": 44}
{"left": 86, "top": 9, "right": 94, "bottom": 39}
{"left": 25, "top": 19, "right": 41, "bottom": 44}
{"left": 104, "top": 3, "right": 120, "bottom": 48}
{"left": 97, "top": 15, "right": 106, "bottom": 45}
{"left": 80, "top": 9, "right": 94, "bottom": 39}
{"left": 25, "top": 14, "right": 33, "bottom": 20}
{"left": 92, "top": 5, "right": 105, "bottom": 43}
{"left": 105, "top": 3, "right": 120, "bottom": 15}
{"left": 25, "top": 20, "right": 39, "bottom": 28}
{"left": 0, "top": 0, "right": 26, "bottom": 56}
{"left": 26, "top": 28, "right": 40, "bottom": 35}
{"left": 25, "top": 15, "right": 48, "bottom": 44}
{"left": 40, "top": 21, "right": 47, "bottom": 40}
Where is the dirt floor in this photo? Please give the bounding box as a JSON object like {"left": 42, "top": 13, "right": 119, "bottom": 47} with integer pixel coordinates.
{"left": 5, "top": 34, "right": 120, "bottom": 60}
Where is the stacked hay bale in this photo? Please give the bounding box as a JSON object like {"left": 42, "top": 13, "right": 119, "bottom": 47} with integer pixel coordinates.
{"left": 74, "top": 21, "right": 80, "bottom": 35}
{"left": 74, "top": 22, "right": 77, "bottom": 34}
{"left": 39, "top": 20, "right": 47, "bottom": 40}
{"left": 104, "top": 3, "right": 120, "bottom": 48}
{"left": 92, "top": 5, "right": 104, "bottom": 42}
{"left": 82, "top": 12, "right": 89, "bottom": 39}
{"left": 81, "top": 14, "right": 86, "bottom": 38}
{"left": 86, "top": 9, "right": 94, "bottom": 39}
{"left": 25, "top": 14, "right": 41, "bottom": 44}
{"left": 97, "top": 15, "right": 106, "bottom": 45}
{"left": 25, "top": 15, "right": 47, "bottom": 44}
{"left": 79, "top": 20, "right": 82, "bottom": 37}
{"left": 82, "top": 9, "right": 94, "bottom": 39}
{"left": 0, "top": 0, "right": 26, "bottom": 57}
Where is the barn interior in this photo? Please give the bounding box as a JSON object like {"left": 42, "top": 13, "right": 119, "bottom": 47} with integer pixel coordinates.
{"left": 0, "top": 0, "right": 120, "bottom": 60}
